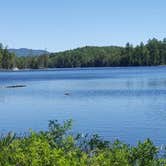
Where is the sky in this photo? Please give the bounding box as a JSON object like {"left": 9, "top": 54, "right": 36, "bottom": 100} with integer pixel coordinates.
{"left": 0, "top": 0, "right": 166, "bottom": 52}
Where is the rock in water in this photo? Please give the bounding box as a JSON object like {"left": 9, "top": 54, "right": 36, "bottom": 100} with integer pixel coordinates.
{"left": 64, "top": 92, "right": 70, "bottom": 96}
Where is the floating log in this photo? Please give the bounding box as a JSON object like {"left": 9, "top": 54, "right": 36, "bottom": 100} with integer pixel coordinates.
{"left": 6, "top": 85, "right": 26, "bottom": 88}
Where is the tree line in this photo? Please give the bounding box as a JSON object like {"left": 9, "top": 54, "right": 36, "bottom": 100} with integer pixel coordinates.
{"left": 0, "top": 38, "right": 166, "bottom": 69}
{"left": 0, "top": 44, "right": 16, "bottom": 69}
{"left": 49, "top": 38, "right": 166, "bottom": 68}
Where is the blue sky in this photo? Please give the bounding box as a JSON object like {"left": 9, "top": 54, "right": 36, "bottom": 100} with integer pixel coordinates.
{"left": 0, "top": 0, "right": 166, "bottom": 52}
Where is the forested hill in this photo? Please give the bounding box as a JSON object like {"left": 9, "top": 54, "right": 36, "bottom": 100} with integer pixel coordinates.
{"left": 49, "top": 46, "right": 123, "bottom": 68}
{"left": 0, "top": 38, "right": 166, "bottom": 69}
{"left": 48, "top": 38, "right": 166, "bottom": 68}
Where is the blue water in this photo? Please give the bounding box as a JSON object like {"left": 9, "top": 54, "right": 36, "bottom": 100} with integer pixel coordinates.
{"left": 0, "top": 66, "right": 166, "bottom": 145}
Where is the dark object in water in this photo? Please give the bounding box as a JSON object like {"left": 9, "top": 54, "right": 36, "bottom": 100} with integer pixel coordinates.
{"left": 6, "top": 85, "right": 26, "bottom": 88}
{"left": 64, "top": 92, "right": 70, "bottom": 96}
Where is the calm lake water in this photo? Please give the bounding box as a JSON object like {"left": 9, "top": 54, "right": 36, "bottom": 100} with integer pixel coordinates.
{"left": 0, "top": 66, "right": 166, "bottom": 145}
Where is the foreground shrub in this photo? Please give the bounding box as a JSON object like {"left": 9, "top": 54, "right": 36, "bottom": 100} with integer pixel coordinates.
{"left": 0, "top": 120, "right": 165, "bottom": 166}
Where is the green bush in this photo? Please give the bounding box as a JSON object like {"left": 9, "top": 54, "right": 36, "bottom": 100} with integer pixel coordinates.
{"left": 0, "top": 120, "right": 165, "bottom": 166}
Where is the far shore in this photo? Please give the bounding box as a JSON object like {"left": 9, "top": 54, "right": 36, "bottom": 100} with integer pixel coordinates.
{"left": 0, "top": 65, "right": 166, "bottom": 72}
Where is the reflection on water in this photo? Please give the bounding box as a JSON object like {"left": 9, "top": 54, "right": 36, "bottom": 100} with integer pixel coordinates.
{"left": 0, "top": 66, "right": 166, "bottom": 145}
{"left": 0, "top": 94, "right": 5, "bottom": 103}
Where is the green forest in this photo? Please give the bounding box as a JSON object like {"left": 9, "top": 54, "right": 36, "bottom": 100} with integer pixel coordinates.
{"left": 0, "top": 38, "right": 166, "bottom": 69}
{"left": 0, "top": 119, "right": 166, "bottom": 166}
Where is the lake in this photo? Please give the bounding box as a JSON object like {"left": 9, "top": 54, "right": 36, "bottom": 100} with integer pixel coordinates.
{"left": 0, "top": 66, "right": 166, "bottom": 145}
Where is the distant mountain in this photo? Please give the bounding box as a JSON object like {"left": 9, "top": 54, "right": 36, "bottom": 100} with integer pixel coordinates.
{"left": 8, "top": 48, "right": 49, "bottom": 57}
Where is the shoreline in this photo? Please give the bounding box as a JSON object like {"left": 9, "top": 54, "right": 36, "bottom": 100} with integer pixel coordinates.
{"left": 0, "top": 65, "right": 166, "bottom": 72}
